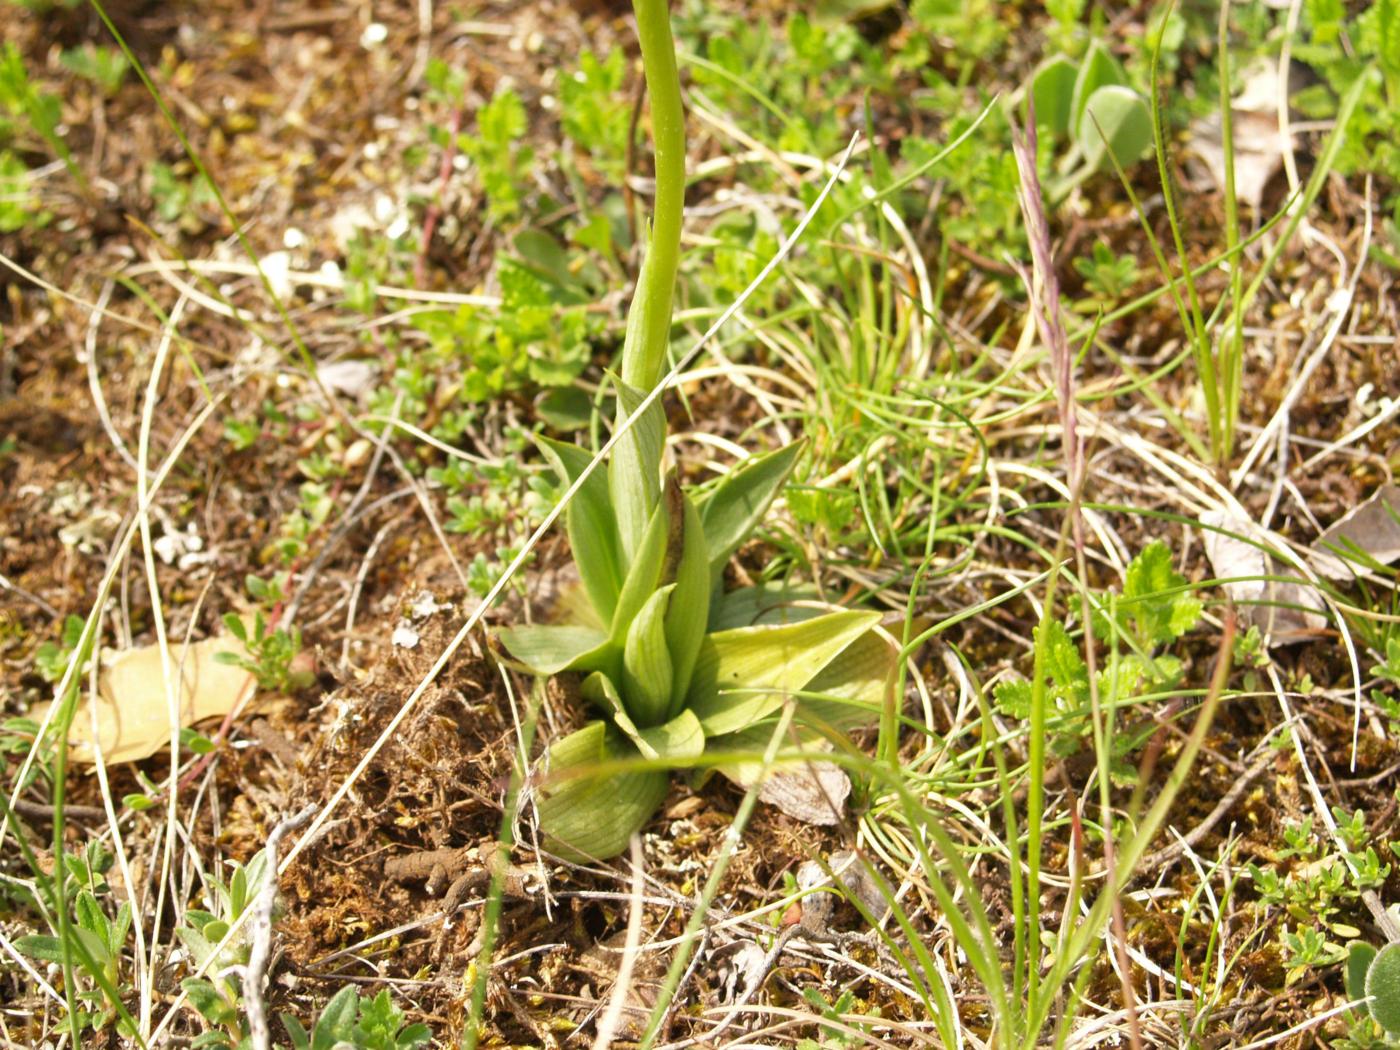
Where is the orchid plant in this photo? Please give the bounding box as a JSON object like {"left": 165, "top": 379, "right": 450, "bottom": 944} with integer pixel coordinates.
{"left": 498, "top": 0, "right": 893, "bottom": 861}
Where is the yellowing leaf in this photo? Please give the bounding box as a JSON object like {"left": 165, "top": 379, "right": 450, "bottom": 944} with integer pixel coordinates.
{"left": 45, "top": 633, "right": 265, "bottom": 765}
{"left": 687, "top": 610, "right": 881, "bottom": 736}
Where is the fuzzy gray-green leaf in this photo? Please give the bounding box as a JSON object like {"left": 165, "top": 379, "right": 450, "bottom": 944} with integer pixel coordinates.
{"left": 699, "top": 442, "right": 804, "bottom": 584}
{"left": 623, "top": 586, "right": 674, "bottom": 727}
{"left": 536, "top": 720, "right": 669, "bottom": 861}
{"left": 537, "top": 435, "right": 623, "bottom": 623}
{"left": 1348, "top": 941, "right": 1378, "bottom": 1016}
{"left": 1367, "top": 942, "right": 1400, "bottom": 1035}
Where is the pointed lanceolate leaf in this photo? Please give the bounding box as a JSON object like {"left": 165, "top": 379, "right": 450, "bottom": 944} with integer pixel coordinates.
{"left": 497, "top": 623, "right": 613, "bottom": 676}
{"left": 664, "top": 490, "right": 710, "bottom": 717}
{"left": 608, "top": 375, "right": 666, "bottom": 562}
{"left": 537, "top": 435, "right": 623, "bottom": 623}
{"left": 610, "top": 495, "right": 671, "bottom": 644}
{"left": 699, "top": 442, "right": 804, "bottom": 585}
{"left": 536, "top": 720, "right": 669, "bottom": 862}
{"left": 623, "top": 586, "right": 674, "bottom": 727}
{"left": 687, "top": 610, "right": 882, "bottom": 737}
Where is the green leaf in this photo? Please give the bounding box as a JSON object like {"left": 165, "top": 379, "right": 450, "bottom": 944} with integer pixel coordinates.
{"left": 622, "top": 586, "right": 675, "bottom": 727}
{"left": 797, "top": 623, "right": 897, "bottom": 731}
{"left": 496, "top": 623, "right": 614, "bottom": 676}
{"left": 1077, "top": 85, "right": 1153, "bottom": 173}
{"left": 14, "top": 934, "right": 64, "bottom": 962}
{"left": 536, "top": 720, "right": 669, "bottom": 861}
{"left": 537, "top": 435, "right": 623, "bottom": 623}
{"left": 699, "top": 442, "right": 804, "bottom": 584}
{"left": 1070, "top": 39, "right": 1127, "bottom": 135}
{"left": 609, "top": 491, "right": 672, "bottom": 643}
{"left": 1367, "top": 942, "right": 1400, "bottom": 1034}
{"left": 687, "top": 610, "right": 883, "bottom": 736}
{"left": 704, "top": 719, "right": 832, "bottom": 788}
{"left": 581, "top": 673, "right": 701, "bottom": 760}
{"left": 183, "top": 978, "right": 237, "bottom": 1026}
{"left": 608, "top": 376, "right": 666, "bottom": 561}
{"left": 1030, "top": 53, "right": 1077, "bottom": 138}
{"left": 638, "top": 708, "right": 706, "bottom": 761}
{"left": 1348, "top": 941, "right": 1379, "bottom": 1015}
{"left": 282, "top": 1014, "right": 311, "bottom": 1050}
{"left": 1117, "top": 541, "right": 1202, "bottom": 646}
{"left": 664, "top": 490, "right": 711, "bottom": 716}
{"left": 311, "top": 986, "right": 360, "bottom": 1050}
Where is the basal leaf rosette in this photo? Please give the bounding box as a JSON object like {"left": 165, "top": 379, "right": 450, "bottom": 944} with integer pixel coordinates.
{"left": 497, "top": 437, "right": 894, "bottom": 860}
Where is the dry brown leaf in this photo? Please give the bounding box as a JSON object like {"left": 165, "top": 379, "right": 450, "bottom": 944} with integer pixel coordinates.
{"left": 1312, "top": 484, "right": 1400, "bottom": 580}
{"left": 1200, "top": 508, "right": 1327, "bottom": 645}
{"left": 1188, "top": 61, "right": 1293, "bottom": 210}
{"left": 41, "top": 633, "right": 263, "bottom": 764}
{"left": 757, "top": 758, "right": 851, "bottom": 826}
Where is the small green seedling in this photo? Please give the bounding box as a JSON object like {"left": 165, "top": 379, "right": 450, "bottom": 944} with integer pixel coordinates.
{"left": 281, "top": 986, "right": 431, "bottom": 1050}
{"left": 1026, "top": 40, "right": 1153, "bottom": 201}
{"left": 177, "top": 850, "right": 272, "bottom": 1044}
{"left": 1348, "top": 940, "right": 1400, "bottom": 1038}
{"left": 497, "top": 0, "right": 893, "bottom": 861}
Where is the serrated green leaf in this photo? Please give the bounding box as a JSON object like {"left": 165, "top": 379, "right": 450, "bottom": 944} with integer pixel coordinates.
{"left": 994, "top": 678, "right": 1033, "bottom": 719}
{"left": 664, "top": 491, "right": 710, "bottom": 716}
{"left": 608, "top": 376, "right": 666, "bottom": 561}
{"left": 699, "top": 442, "right": 804, "bottom": 585}
{"left": 536, "top": 720, "right": 669, "bottom": 861}
{"left": 622, "top": 586, "right": 675, "bottom": 727}
{"left": 687, "top": 610, "right": 882, "bottom": 736}
{"left": 1030, "top": 53, "right": 1077, "bottom": 138}
{"left": 1040, "top": 618, "right": 1088, "bottom": 697}
{"left": 1070, "top": 39, "right": 1127, "bottom": 134}
{"left": 537, "top": 435, "right": 623, "bottom": 623}
{"left": 1098, "top": 541, "right": 1202, "bottom": 649}
{"left": 496, "top": 623, "right": 614, "bottom": 677}
{"left": 1077, "top": 85, "right": 1153, "bottom": 173}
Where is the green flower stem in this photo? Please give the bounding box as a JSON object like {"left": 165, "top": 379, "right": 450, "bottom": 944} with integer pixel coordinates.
{"left": 620, "top": 0, "right": 685, "bottom": 394}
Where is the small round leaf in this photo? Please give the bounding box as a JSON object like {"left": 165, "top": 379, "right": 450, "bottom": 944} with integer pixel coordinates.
{"left": 1030, "top": 54, "right": 1078, "bottom": 139}
{"left": 1078, "top": 85, "right": 1153, "bottom": 174}
{"left": 1347, "top": 941, "right": 1378, "bottom": 1016}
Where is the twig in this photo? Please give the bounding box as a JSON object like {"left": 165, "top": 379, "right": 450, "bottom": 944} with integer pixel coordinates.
{"left": 240, "top": 804, "right": 316, "bottom": 1050}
